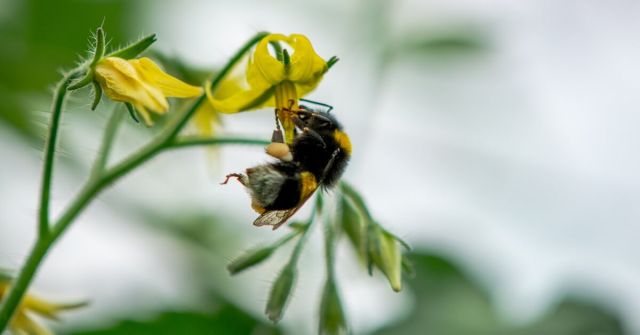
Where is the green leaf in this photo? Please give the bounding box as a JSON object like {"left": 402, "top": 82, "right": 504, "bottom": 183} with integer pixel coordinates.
{"left": 68, "top": 305, "right": 282, "bottom": 335}
{"left": 373, "top": 253, "right": 625, "bottom": 335}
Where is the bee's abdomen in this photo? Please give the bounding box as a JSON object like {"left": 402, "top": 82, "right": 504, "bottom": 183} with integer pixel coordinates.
{"left": 247, "top": 163, "right": 302, "bottom": 210}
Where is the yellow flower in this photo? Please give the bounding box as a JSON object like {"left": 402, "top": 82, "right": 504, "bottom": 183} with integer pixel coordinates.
{"left": 205, "top": 34, "right": 329, "bottom": 143}
{"left": 95, "top": 57, "right": 203, "bottom": 126}
{"left": 0, "top": 281, "right": 86, "bottom": 335}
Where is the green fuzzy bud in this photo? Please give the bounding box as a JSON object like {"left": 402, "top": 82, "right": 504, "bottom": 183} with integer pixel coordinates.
{"left": 265, "top": 264, "right": 296, "bottom": 323}
{"left": 369, "top": 226, "right": 403, "bottom": 292}
{"left": 339, "top": 195, "right": 366, "bottom": 259}
{"left": 227, "top": 245, "right": 276, "bottom": 275}
{"left": 319, "top": 278, "right": 348, "bottom": 335}
{"left": 108, "top": 33, "right": 157, "bottom": 59}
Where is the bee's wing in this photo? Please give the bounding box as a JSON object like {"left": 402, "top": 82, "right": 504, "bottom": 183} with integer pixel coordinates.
{"left": 253, "top": 191, "right": 316, "bottom": 230}
{"left": 253, "top": 208, "right": 298, "bottom": 230}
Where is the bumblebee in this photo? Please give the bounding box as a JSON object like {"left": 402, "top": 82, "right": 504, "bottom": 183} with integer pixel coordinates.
{"left": 222, "top": 105, "right": 352, "bottom": 230}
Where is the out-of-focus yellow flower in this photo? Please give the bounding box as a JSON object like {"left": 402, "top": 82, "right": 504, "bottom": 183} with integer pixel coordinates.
{"left": 205, "top": 34, "right": 328, "bottom": 143}
{"left": 95, "top": 57, "right": 203, "bottom": 126}
{"left": 0, "top": 281, "right": 86, "bottom": 335}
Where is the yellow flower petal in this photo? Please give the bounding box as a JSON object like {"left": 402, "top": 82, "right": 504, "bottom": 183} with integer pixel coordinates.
{"left": 12, "top": 312, "right": 52, "bottom": 335}
{"left": 294, "top": 80, "right": 322, "bottom": 100}
{"left": 132, "top": 58, "right": 202, "bottom": 97}
{"left": 1, "top": 280, "right": 84, "bottom": 335}
{"left": 287, "top": 34, "right": 327, "bottom": 83}
{"left": 95, "top": 57, "right": 168, "bottom": 114}
{"left": 193, "top": 98, "right": 220, "bottom": 136}
{"left": 204, "top": 33, "right": 328, "bottom": 118}
{"left": 134, "top": 104, "right": 154, "bottom": 127}
{"left": 250, "top": 34, "right": 287, "bottom": 86}
{"left": 95, "top": 57, "right": 202, "bottom": 126}
{"left": 206, "top": 80, "right": 275, "bottom": 113}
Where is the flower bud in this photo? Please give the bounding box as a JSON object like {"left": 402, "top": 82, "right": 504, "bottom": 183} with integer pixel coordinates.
{"left": 338, "top": 195, "right": 366, "bottom": 259}
{"left": 369, "top": 226, "right": 403, "bottom": 292}
{"left": 265, "top": 264, "right": 296, "bottom": 323}
{"left": 227, "top": 245, "right": 276, "bottom": 275}
{"left": 318, "top": 278, "right": 347, "bottom": 335}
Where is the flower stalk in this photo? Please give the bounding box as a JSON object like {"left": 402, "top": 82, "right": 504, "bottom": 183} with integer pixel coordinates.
{"left": 38, "top": 70, "right": 84, "bottom": 238}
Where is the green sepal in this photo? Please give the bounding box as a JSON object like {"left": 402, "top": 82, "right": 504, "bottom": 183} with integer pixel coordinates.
{"left": 108, "top": 33, "right": 157, "bottom": 59}
{"left": 282, "top": 48, "right": 291, "bottom": 67}
{"left": 265, "top": 264, "right": 296, "bottom": 323}
{"left": 90, "top": 27, "right": 106, "bottom": 68}
{"left": 68, "top": 71, "right": 94, "bottom": 90}
{"left": 69, "top": 27, "right": 107, "bottom": 91}
{"left": 124, "top": 103, "right": 140, "bottom": 123}
{"left": 327, "top": 56, "right": 339, "bottom": 70}
{"left": 402, "top": 255, "right": 416, "bottom": 279}
{"left": 91, "top": 80, "right": 103, "bottom": 110}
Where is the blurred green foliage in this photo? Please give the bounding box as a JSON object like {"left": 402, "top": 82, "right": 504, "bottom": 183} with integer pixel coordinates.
{"left": 374, "top": 253, "right": 626, "bottom": 335}
{"left": 0, "top": 0, "right": 134, "bottom": 138}
{"left": 68, "top": 302, "right": 281, "bottom": 335}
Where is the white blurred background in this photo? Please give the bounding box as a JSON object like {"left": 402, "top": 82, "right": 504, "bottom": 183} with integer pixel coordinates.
{"left": 1, "top": 0, "right": 639, "bottom": 334}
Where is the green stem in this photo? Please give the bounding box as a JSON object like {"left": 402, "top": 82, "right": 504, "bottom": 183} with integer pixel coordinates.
{"left": 323, "top": 208, "right": 337, "bottom": 278}
{"left": 0, "top": 32, "right": 267, "bottom": 332}
{"left": 289, "top": 194, "right": 322, "bottom": 265}
{"left": 88, "top": 106, "right": 124, "bottom": 181}
{"left": 38, "top": 70, "right": 82, "bottom": 238}
{"left": 168, "top": 136, "right": 270, "bottom": 149}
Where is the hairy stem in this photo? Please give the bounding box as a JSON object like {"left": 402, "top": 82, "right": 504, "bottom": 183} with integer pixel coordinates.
{"left": 88, "top": 106, "right": 124, "bottom": 181}
{"left": 169, "top": 136, "right": 270, "bottom": 149}
{"left": 38, "top": 70, "right": 82, "bottom": 238}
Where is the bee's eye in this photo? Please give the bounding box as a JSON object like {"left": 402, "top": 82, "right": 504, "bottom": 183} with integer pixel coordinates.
{"left": 298, "top": 113, "right": 309, "bottom": 121}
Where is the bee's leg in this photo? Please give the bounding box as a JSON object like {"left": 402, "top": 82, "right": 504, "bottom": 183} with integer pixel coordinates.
{"left": 220, "top": 173, "right": 248, "bottom": 186}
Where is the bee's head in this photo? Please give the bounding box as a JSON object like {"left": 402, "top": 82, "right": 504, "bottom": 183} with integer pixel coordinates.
{"left": 293, "top": 106, "right": 341, "bottom": 133}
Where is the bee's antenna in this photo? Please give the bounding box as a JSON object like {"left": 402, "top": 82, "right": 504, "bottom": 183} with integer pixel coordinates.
{"left": 299, "top": 98, "right": 333, "bottom": 113}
